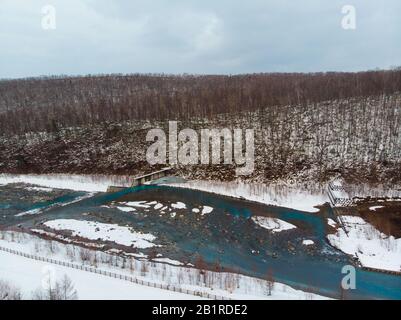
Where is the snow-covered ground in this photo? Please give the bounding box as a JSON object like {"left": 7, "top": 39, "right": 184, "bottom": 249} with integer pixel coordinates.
{"left": 165, "top": 180, "right": 327, "bottom": 213}
{"left": 0, "top": 174, "right": 132, "bottom": 192}
{"left": 0, "top": 231, "right": 331, "bottom": 300}
{"left": 0, "top": 250, "right": 197, "bottom": 300}
{"left": 251, "top": 216, "right": 296, "bottom": 233}
{"left": 327, "top": 216, "right": 401, "bottom": 272}
{"left": 44, "top": 219, "right": 157, "bottom": 249}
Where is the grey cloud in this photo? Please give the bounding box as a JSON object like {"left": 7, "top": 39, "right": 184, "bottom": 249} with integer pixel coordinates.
{"left": 0, "top": 0, "right": 400, "bottom": 78}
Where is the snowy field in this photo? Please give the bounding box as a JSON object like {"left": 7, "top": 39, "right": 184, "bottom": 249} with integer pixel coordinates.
{"left": 327, "top": 216, "right": 401, "bottom": 272}
{"left": 0, "top": 250, "right": 198, "bottom": 300}
{"left": 0, "top": 231, "right": 330, "bottom": 300}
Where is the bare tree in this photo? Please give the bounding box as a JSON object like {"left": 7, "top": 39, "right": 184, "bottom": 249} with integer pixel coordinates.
{"left": 266, "top": 268, "right": 275, "bottom": 296}
{"left": 79, "top": 248, "right": 91, "bottom": 263}
{"left": 0, "top": 280, "right": 22, "bottom": 300}
{"left": 58, "top": 275, "right": 78, "bottom": 300}
{"left": 32, "top": 274, "right": 78, "bottom": 300}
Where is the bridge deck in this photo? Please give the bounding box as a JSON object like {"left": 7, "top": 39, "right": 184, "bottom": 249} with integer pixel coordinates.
{"left": 132, "top": 167, "right": 172, "bottom": 186}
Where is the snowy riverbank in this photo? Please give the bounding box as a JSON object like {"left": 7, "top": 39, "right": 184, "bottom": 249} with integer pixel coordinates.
{"left": 0, "top": 174, "right": 132, "bottom": 192}
{"left": 327, "top": 216, "right": 401, "bottom": 273}
{"left": 164, "top": 180, "right": 328, "bottom": 213}
{"left": 0, "top": 174, "right": 329, "bottom": 213}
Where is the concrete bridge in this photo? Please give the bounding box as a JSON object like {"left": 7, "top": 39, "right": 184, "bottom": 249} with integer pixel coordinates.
{"left": 107, "top": 167, "right": 172, "bottom": 192}
{"left": 131, "top": 167, "right": 172, "bottom": 186}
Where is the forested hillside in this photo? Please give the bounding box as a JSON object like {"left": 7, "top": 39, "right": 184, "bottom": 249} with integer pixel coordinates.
{"left": 1, "top": 70, "right": 401, "bottom": 185}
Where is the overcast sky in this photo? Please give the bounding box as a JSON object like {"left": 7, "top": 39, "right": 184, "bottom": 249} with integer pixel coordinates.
{"left": 0, "top": 0, "right": 400, "bottom": 78}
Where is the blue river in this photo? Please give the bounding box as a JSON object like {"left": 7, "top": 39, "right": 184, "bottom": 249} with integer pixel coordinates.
{"left": 1, "top": 184, "right": 400, "bottom": 300}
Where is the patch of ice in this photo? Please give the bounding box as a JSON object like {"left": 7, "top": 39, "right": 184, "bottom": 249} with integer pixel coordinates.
{"left": 251, "top": 216, "right": 296, "bottom": 233}
{"left": 154, "top": 203, "right": 164, "bottom": 210}
{"left": 123, "top": 201, "right": 150, "bottom": 208}
{"left": 116, "top": 206, "right": 136, "bottom": 213}
{"left": 201, "top": 206, "right": 213, "bottom": 215}
{"left": 171, "top": 202, "right": 186, "bottom": 209}
{"left": 302, "top": 240, "right": 315, "bottom": 246}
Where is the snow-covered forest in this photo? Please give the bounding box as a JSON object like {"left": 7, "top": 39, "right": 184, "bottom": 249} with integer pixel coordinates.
{"left": 0, "top": 70, "right": 400, "bottom": 185}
